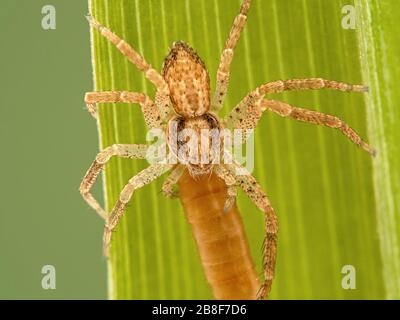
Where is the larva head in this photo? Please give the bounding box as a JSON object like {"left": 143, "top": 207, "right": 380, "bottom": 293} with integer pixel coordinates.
{"left": 163, "top": 42, "right": 211, "bottom": 118}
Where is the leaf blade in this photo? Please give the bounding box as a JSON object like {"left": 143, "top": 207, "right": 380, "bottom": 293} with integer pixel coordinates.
{"left": 89, "top": 0, "right": 385, "bottom": 299}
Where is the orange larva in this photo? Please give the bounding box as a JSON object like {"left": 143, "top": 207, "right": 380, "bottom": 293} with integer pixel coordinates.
{"left": 179, "top": 170, "right": 260, "bottom": 300}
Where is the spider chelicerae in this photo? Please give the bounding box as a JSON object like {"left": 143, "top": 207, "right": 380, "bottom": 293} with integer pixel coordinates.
{"left": 80, "top": 0, "right": 374, "bottom": 299}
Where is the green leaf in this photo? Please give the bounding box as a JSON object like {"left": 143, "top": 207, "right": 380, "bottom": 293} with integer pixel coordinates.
{"left": 89, "top": 0, "right": 386, "bottom": 299}
{"left": 356, "top": 0, "right": 400, "bottom": 299}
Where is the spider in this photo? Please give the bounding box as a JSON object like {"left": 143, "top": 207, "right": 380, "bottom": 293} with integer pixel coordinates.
{"left": 80, "top": 0, "right": 374, "bottom": 300}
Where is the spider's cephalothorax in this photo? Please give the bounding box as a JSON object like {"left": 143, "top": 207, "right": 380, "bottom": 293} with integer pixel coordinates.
{"left": 167, "top": 112, "right": 223, "bottom": 177}
{"left": 163, "top": 42, "right": 223, "bottom": 176}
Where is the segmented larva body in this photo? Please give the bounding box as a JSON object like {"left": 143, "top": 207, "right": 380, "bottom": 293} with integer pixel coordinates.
{"left": 178, "top": 170, "right": 260, "bottom": 300}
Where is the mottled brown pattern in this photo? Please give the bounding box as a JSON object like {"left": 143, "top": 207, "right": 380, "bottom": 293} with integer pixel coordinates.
{"left": 163, "top": 42, "right": 210, "bottom": 118}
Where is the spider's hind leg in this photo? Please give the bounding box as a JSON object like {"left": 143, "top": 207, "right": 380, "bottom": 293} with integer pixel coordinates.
{"left": 103, "top": 163, "right": 173, "bottom": 256}
{"left": 227, "top": 163, "right": 278, "bottom": 300}
{"left": 79, "top": 144, "right": 149, "bottom": 221}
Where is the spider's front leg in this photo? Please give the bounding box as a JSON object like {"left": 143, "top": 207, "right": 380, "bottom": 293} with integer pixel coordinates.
{"left": 227, "top": 163, "right": 278, "bottom": 300}
{"left": 86, "top": 15, "right": 171, "bottom": 120}
{"left": 259, "top": 78, "right": 369, "bottom": 95}
{"left": 225, "top": 78, "right": 375, "bottom": 155}
{"left": 162, "top": 165, "right": 185, "bottom": 199}
{"left": 85, "top": 91, "right": 163, "bottom": 129}
{"left": 79, "top": 144, "right": 149, "bottom": 220}
{"left": 103, "top": 163, "right": 173, "bottom": 256}
{"left": 225, "top": 78, "right": 370, "bottom": 130}
{"left": 261, "top": 100, "right": 376, "bottom": 155}
{"left": 214, "top": 165, "right": 238, "bottom": 213}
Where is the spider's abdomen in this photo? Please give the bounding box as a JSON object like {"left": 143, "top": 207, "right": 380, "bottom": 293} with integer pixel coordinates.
{"left": 163, "top": 42, "right": 210, "bottom": 118}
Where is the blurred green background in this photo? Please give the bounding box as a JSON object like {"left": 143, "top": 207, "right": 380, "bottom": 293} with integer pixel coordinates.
{"left": 0, "top": 1, "right": 106, "bottom": 299}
